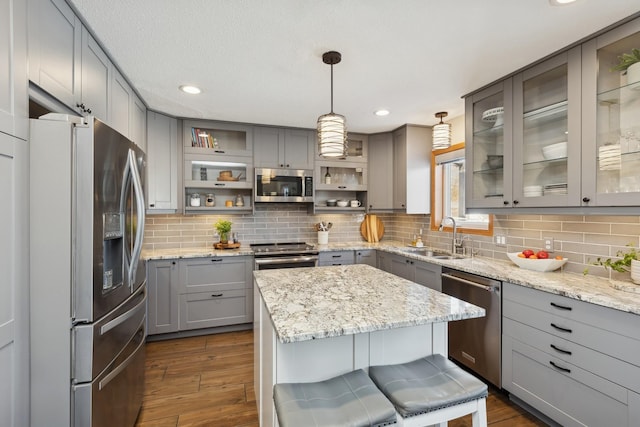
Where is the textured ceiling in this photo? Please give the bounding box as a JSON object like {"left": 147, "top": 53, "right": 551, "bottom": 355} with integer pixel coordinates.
{"left": 68, "top": 0, "right": 639, "bottom": 133}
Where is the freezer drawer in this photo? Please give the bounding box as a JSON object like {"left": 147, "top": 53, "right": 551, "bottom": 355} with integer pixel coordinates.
{"left": 73, "top": 325, "right": 146, "bottom": 427}
{"left": 73, "top": 284, "right": 147, "bottom": 383}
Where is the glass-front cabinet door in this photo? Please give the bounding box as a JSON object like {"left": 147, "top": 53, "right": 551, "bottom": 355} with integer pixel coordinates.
{"left": 512, "top": 48, "right": 582, "bottom": 208}
{"left": 582, "top": 17, "right": 640, "bottom": 207}
{"left": 465, "top": 80, "right": 513, "bottom": 208}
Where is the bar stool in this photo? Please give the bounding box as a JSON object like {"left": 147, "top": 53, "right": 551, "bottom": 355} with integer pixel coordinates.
{"left": 368, "top": 354, "right": 488, "bottom": 427}
{"left": 273, "top": 369, "right": 398, "bottom": 427}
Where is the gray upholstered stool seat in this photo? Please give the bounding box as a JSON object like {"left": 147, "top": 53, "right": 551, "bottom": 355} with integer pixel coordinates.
{"left": 369, "top": 354, "right": 488, "bottom": 427}
{"left": 273, "top": 369, "right": 397, "bottom": 427}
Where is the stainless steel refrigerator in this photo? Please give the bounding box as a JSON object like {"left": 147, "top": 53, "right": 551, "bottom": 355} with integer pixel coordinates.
{"left": 30, "top": 114, "right": 147, "bottom": 427}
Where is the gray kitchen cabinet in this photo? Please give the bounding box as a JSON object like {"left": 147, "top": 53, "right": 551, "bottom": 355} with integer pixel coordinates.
{"left": 367, "top": 132, "right": 393, "bottom": 211}
{"left": 0, "top": 132, "right": 29, "bottom": 427}
{"left": 392, "top": 125, "right": 431, "bottom": 213}
{"left": 388, "top": 253, "right": 414, "bottom": 280}
{"left": 413, "top": 260, "right": 442, "bottom": 292}
{"left": 355, "top": 249, "right": 376, "bottom": 267}
{"left": 178, "top": 256, "right": 253, "bottom": 330}
{"left": 254, "top": 126, "right": 314, "bottom": 169}
{"left": 314, "top": 160, "right": 367, "bottom": 213}
{"left": 315, "top": 132, "right": 368, "bottom": 162}
{"left": 110, "top": 67, "right": 132, "bottom": 139}
{"left": 318, "top": 250, "right": 355, "bottom": 266}
{"left": 28, "top": 0, "right": 82, "bottom": 110}
{"left": 80, "top": 26, "right": 110, "bottom": 122}
{"left": 377, "top": 251, "right": 391, "bottom": 272}
{"left": 502, "top": 282, "right": 640, "bottom": 426}
{"left": 386, "top": 253, "right": 442, "bottom": 291}
{"left": 146, "top": 111, "right": 179, "bottom": 212}
{"left": 0, "top": 0, "right": 27, "bottom": 140}
{"left": 147, "top": 259, "right": 180, "bottom": 335}
{"left": 131, "top": 94, "right": 147, "bottom": 152}
{"left": 466, "top": 16, "right": 640, "bottom": 212}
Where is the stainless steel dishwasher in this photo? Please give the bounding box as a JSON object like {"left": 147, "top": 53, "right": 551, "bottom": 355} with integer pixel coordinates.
{"left": 442, "top": 268, "right": 502, "bottom": 388}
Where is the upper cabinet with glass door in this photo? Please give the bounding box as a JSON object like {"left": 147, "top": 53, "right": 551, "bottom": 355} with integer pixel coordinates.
{"left": 511, "top": 48, "right": 582, "bottom": 208}
{"left": 465, "top": 80, "right": 513, "bottom": 209}
{"left": 582, "top": 17, "right": 640, "bottom": 207}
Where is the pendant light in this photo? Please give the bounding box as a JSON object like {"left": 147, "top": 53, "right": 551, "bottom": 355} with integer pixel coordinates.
{"left": 317, "top": 51, "right": 347, "bottom": 158}
{"left": 432, "top": 111, "right": 451, "bottom": 150}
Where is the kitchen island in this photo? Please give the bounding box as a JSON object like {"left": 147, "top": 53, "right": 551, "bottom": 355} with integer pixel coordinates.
{"left": 253, "top": 264, "right": 485, "bottom": 427}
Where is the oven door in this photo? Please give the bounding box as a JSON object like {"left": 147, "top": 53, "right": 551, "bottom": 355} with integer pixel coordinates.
{"left": 255, "top": 255, "right": 319, "bottom": 270}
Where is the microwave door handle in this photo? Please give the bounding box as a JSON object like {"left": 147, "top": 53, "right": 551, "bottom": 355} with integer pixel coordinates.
{"left": 128, "top": 149, "right": 145, "bottom": 289}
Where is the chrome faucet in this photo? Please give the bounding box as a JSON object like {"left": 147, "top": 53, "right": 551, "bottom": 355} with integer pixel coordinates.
{"left": 439, "top": 216, "right": 461, "bottom": 255}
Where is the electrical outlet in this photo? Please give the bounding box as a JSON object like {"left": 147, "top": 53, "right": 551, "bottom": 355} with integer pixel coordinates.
{"left": 543, "top": 237, "right": 554, "bottom": 252}
{"left": 494, "top": 235, "right": 507, "bottom": 246}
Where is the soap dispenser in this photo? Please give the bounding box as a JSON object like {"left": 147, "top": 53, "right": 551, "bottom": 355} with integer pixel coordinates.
{"left": 415, "top": 229, "right": 424, "bottom": 247}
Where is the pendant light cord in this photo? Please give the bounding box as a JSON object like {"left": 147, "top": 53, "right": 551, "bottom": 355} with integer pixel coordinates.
{"left": 330, "top": 63, "right": 334, "bottom": 114}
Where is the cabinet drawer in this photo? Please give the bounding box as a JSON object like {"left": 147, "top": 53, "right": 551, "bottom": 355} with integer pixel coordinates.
{"left": 179, "top": 257, "right": 250, "bottom": 293}
{"left": 503, "top": 335, "right": 630, "bottom": 427}
{"left": 318, "top": 251, "right": 355, "bottom": 266}
{"left": 179, "top": 289, "right": 252, "bottom": 330}
{"left": 503, "top": 283, "right": 640, "bottom": 366}
{"left": 504, "top": 317, "right": 640, "bottom": 393}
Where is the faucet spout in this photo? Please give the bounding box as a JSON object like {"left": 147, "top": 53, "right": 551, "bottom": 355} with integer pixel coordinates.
{"left": 440, "top": 216, "right": 458, "bottom": 255}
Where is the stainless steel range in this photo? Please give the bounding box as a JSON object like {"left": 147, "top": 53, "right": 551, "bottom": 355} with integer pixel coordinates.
{"left": 251, "top": 242, "right": 319, "bottom": 270}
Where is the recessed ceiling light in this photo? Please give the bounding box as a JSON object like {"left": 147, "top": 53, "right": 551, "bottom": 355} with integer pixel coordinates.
{"left": 374, "top": 109, "right": 390, "bottom": 116}
{"left": 179, "top": 85, "right": 201, "bottom": 94}
{"left": 549, "top": 0, "right": 578, "bottom": 5}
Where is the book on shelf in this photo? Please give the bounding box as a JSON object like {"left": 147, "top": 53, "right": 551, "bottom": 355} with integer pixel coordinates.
{"left": 191, "top": 128, "right": 219, "bottom": 149}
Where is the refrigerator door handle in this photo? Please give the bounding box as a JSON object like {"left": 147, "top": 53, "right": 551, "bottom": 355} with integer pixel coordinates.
{"left": 128, "top": 149, "right": 146, "bottom": 289}
{"left": 100, "top": 289, "right": 146, "bottom": 336}
{"left": 98, "top": 322, "right": 145, "bottom": 391}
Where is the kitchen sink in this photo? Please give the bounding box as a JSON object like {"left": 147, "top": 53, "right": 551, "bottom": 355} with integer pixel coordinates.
{"left": 399, "top": 248, "right": 460, "bottom": 259}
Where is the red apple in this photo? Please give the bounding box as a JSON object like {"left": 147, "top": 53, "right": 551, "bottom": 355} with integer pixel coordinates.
{"left": 536, "top": 250, "right": 549, "bottom": 259}
{"left": 522, "top": 249, "right": 534, "bottom": 258}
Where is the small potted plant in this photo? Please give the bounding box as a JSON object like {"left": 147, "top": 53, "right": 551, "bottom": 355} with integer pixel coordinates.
{"left": 612, "top": 48, "right": 640, "bottom": 85}
{"left": 588, "top": 244, "right": 639, "bottom": 283}
{"left": 214, "top": 219, "right": 232, "bottom": 244}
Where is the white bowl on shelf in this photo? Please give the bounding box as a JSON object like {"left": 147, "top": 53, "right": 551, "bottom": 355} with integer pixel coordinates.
{"left": 542, "top": 142, "right": 567, "bottom": 160}
{"left": 507, "top": 252, "right": 567, "bottom": 272}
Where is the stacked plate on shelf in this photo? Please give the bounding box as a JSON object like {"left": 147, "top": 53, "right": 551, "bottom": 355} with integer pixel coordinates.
{"left": 544, "top": 183, "right": 567, "bottom": 195}
{"left": 481, "top": 107, "right": 504, "bottom": 128}
{"left": 598, "top": 144, "right": 621, "bottom": 171}
{"left": 523, "top": 185, "right": 543, "bottom": 197}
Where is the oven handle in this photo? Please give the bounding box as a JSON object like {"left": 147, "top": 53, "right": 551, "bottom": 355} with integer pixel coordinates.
{"left": 442, "top": 273, "right": 493, "bottom": 292}
{"left": 255, "top": 255, "right": 319, "bottom": 265}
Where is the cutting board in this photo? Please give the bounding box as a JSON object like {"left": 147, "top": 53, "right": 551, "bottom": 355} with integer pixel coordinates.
{"left": 360, "top": 214, "right": 385, "bottom": 242}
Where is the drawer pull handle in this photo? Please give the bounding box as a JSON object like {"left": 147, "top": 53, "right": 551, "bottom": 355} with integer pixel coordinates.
{"left": 332, "top": 255, "right": 341, "bottom": 258}
{"left": 211, "top": 258, "right": 223, "bottom": 262}
{"left": 211, "top": 293, "right": 223, "bottom": 297}
{"left": 549, "top": 361, "right": 571, "bottom": 373}
{"left": 550, "top": 323, "right": 572, "bottom": 333}
{"left": 550, "top": 344, "right": 572, "bottom": 355}
{"left": 550, "top": 302, "right": 572, "bottom": 311}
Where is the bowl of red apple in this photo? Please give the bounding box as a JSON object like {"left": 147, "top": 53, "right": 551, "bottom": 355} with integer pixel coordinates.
{"left": 507, "top": 249, "right": 567, "bottom": 272}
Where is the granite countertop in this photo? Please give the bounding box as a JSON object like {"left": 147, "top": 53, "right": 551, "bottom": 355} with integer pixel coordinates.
{"left": 254, "top": 264, "right": 485, "bottom": 344}
{"left": 142, "top": 247, "right": 254, "bottom": 259}
{"left": 143, "top": 240, "right": 640, "bottom": 316}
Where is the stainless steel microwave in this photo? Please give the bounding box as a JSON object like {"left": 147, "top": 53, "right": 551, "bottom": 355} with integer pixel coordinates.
{"left": 254, "top": 168, "right": 314, "bottom": 202}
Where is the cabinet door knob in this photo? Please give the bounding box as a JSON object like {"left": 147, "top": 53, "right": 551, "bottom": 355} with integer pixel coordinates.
{"left": 503, "top": 200, "right": 509, "bottom": 205}
{"left": 582, "top": 197, "right": 590, "bottom": 203}
{"left": 513, "top": 200, "right": 519, "bottom": 205}
{"left": 285, "top": 164, "right": 290, "bottom": 168}
{"left": 279, "top": 164, "right": 284, "bottom": 167}
{"left": 171, "top": 261, "right": 176, "bottom": 265}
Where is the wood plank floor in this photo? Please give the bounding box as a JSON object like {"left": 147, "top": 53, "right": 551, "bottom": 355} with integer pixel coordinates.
{"left": 135, "top": 330, "right": 547, "bottom": 427}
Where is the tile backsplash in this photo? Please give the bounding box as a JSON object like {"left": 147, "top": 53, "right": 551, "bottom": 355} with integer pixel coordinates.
{"left": 143, "top": 206, "right": 639, "bottom": 281}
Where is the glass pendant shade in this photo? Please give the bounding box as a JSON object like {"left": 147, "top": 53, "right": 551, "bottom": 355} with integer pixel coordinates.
{"left": 432, "top": 112, "right": 451, "bottom": 150}
{"left": 317, "top": 113, "right": 347, "bottom": 158}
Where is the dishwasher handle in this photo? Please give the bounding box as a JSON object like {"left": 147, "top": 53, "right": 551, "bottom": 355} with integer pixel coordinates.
{"left": 442, "top": 273, "right": 494, "bottom": 292}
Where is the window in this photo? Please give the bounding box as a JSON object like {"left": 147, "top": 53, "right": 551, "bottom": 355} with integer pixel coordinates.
{"left": 430, "top": 143, "right": 493, "bottom": 235}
